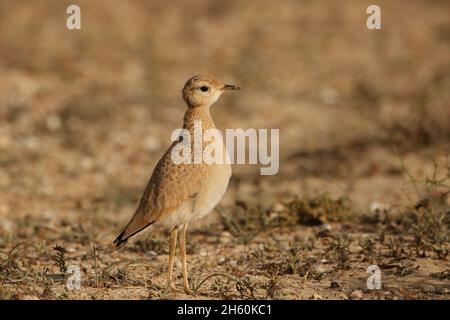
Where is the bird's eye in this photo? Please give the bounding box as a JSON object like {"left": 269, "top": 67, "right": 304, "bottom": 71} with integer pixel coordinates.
{"left": 200, "top": 86, "right": 209, "bottom": 92}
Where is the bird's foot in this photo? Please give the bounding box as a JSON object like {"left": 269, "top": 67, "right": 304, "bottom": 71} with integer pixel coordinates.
{"left": 183, "top": 284, "right": 194, "bottom": 295}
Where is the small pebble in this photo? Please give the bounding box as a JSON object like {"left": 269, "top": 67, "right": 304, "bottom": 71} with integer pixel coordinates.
{"left": 147, "top": 250, "right": 157, "bottom": 258}
{"left": 219, "top": 231, "right": 233, "bottom": 244}
{"left": 272, "top": 202, "right": 285, "bottom": 212}
{"left": 351, "top": 290, "right": 363, "bottom": 299}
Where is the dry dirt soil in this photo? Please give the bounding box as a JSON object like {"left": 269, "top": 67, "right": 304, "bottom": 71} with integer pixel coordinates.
{"left": 0, "top": 0, "right": 449, "bottom": 300}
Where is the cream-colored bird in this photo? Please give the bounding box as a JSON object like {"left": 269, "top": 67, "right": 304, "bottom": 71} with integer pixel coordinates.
{"left": 113, "top": 74, "right": 239, "bottom": 294}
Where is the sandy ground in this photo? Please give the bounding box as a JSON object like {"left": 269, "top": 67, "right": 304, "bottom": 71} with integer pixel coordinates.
{"left": 0, "top": 0, "right": 449, "bottom": 299}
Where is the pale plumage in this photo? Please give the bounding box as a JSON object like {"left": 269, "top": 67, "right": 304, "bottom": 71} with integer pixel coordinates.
{"left": 113, "top": 74, "right": 239, "bottom": 294}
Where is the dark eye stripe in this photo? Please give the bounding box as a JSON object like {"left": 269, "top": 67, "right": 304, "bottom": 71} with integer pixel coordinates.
{"left": 200, "top": 86, "right": 209, "bottom": 92}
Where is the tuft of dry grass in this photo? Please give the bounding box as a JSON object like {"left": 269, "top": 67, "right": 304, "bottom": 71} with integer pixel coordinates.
{"left": 285, "top": 194, "right": 355, "bottom": 226}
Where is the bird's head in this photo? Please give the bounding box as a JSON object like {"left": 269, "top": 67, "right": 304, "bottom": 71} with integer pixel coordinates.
{"left": 182, "top": 74, "right": 240, "bottom": 108}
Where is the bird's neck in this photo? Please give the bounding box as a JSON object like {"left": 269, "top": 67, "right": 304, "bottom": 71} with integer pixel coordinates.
{"left": 183, "top": 105, "right": 216, "bottom": 132}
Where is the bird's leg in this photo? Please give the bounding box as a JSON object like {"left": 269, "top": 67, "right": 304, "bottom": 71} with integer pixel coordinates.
{"left": 179, "top": 222, "right": 193, "bottom": 295}
{"left": 166, "top": 226, "right": 178, "bottom": 291}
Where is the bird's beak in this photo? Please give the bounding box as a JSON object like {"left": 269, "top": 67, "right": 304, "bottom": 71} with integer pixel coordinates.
{"left": 222, "top": 84, "right": 240, "bottom": 91}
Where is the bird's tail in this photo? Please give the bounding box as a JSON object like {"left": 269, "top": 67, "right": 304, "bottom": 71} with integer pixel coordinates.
{"left": 112, "top": 230, "right": 129, "bottom": 249}
{"left": 112, "top": 216, "right": 154, "bottom": 249}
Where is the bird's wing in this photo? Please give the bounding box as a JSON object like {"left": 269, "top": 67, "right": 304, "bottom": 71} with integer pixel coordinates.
{"left": 113, "top": 141, "right": 208, "bottom": 247}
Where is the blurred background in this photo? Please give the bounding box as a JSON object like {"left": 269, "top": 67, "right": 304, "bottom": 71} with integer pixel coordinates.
{"left": 0, "top": 0, "right": 449, "bottom": 228}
